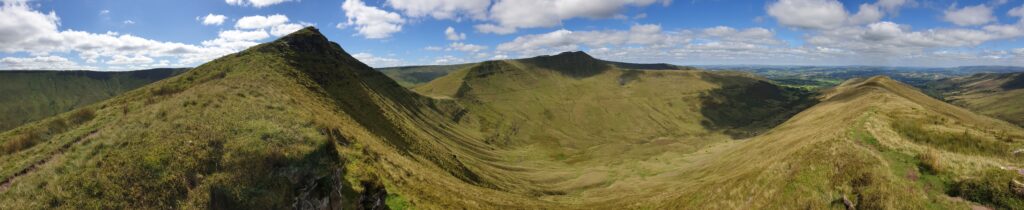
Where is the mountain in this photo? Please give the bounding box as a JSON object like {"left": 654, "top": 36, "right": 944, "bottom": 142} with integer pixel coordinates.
{"left": 926, "top": 72, "right": 1024, "bottom": 126}
{"left": 0, "top": 27, "right": 482, "bottom": 209}
{"left": 0, "top": 69, "right": 187, "bottom": 132}
{"left": 378, "top": 64, "right": 474, "bottom": 87}
{"left": 379, "top": 52, "right": 695, "bottom": 87}
{"left": 0, "top": 27, "right": 1021, "bottom": 209}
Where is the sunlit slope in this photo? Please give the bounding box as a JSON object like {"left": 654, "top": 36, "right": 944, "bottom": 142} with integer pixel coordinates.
{"left": 380, "top": 52, "right": 694, "bottom": 88}
{"left": 928, "top": 72, "right": 1024, "bottom": 126}
{"left": 0, "top": 69, "right": 185, "bottom": 132}
{"left": 411, "top": 52, "right": 1024, "bottom": 208}
{"left": 415, "top": 52, "right": 816, "bottom": 143}
{"left": 0, "top": 27, "right": 510, "bottom": 209}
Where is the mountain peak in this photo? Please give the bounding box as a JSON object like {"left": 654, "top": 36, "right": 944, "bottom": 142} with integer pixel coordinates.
{"left": 256, "top": 26, "right": 339, "bottom": 54}
{"left": 552, "top": 51, "right": 593, "bottom": 59}
{"left": 519, "top": 51, "right": 609, "bottom": 78}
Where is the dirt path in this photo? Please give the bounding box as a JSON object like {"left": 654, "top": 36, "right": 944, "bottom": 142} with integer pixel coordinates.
{"left": 0, "top": 130, "right": 99, "bottom": 192}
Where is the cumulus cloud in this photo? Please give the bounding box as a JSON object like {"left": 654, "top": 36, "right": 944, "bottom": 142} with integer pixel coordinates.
{"left": 767, "top": 0, "right": 849, "bottom": 29}
{"left": 0, "top": 55, "right": 94, "bottom": 70}
{"left": 767, "top": 0, "right": 910, "bottom": 30}
{"left": 805, "top": 21, "right": 998, "bottom": 56}
{"left": 943, "top": 4, "right": 996, "bottom": 26}
{"left": 445, "top": 26, "right": 466, "bottom": 41}
{"left": 232, "top": 14, "right": 308, "bottom": 37}
{"left": 701, "top": 26, "right": 782, "bottom": 45}
{"left": 434, "top": 55, "right": 467, "bottom": 65}
{"left": 236, "top": 14, "right": 289, "bottom": 29}
{"left": 270, "top": 23, "right": 307, "bottom": 36}
{"left": 447, "top": 42, "right": 486, "bottom": 52}
{"left": 386, "top": 0, "right": 490, "bottom": 20}
{"left": 107, "top": 55, "right": 154, "bottom": 65}
{"left": 496, "top": 24, "right": 689, "bottom": 55}
{"left": 201, "top": 14, "right": 227, "bottom": 26}
{"left": 1010, "top": 4, "right": 1024, "bottom": 17}
{"left": 477, "top": 0, "right": 671, "bottom": 34}
{"left": 225, "top": 0, "right": 291, "bottom": 8}
{"left": 0, "top": 0, "right": 277, "bottom": 69}
{"left": 352, "top": 52, "right": 404, "bottom": 67}
{"left": 341, "top": 0, "right": 405, "bottom": 39}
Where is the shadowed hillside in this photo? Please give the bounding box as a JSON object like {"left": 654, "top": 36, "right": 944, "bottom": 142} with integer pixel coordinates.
{"left": 1, "top": 27, "right": 1021, "bottom": 209}
{"left": 926, "top": 72, "right": 1024, "bottom": 126}
{"left": 0, "top": 69, "right": 187, "bottom": 132}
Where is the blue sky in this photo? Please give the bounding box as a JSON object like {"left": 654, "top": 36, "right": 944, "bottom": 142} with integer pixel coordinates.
{"left": 3, "top": 0, "right": 1024, "bottom": 70}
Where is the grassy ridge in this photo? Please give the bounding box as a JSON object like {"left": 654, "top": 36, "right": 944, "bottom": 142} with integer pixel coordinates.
{"left": 0, "top": 69, "right": 186, "bottom": 132}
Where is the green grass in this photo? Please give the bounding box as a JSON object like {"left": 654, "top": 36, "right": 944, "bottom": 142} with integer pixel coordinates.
{"left": 892, "top": 118, "right": 1012, "bottom": 158}
{"left": 951, "top": 169, "right": 1024, "bottom": 209}
{"left": 0, "top": 69, "right": 185, "bottom": 132}
{"left": 1, "top": 28, "right": 1022, "bottom": 209}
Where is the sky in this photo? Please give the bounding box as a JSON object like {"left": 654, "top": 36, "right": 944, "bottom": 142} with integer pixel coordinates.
{"left": 4, "top": 0, "right": 1024, "bottom": 70}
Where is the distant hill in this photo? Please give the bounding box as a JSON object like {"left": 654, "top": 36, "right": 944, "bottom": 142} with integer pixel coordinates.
{"left": 702, "top": 65, "right": 1024, "bottom": 91}
{"left": 0, "top": 69, "right": 187, "bottom": 132}
{"left": 378, "top": 64, "right": 473, "bottom": 87}
{"left": 379, "top": 52, "right": 694, "bottom": 87}
{"left": 926, "top": 72, "right": 1024, "bottom": 126}
{"left": 0, "top": 28, "right": 1020, "bottom": 209}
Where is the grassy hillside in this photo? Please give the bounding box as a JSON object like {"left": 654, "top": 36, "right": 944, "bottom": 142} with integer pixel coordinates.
{"left": 926, "top": 72, "right": 1024, "bottom": 126}
{"left": 0, "top": 69, "right": 186, "bottom": 132}
{"left": 379, "top": 52, "right": 695, "bottom": 87}
{"left": 0, "top": 27, "right": 493, "bottom": 209}
{"left": 0, "top": 27, "right": 1021, "bottom": 209}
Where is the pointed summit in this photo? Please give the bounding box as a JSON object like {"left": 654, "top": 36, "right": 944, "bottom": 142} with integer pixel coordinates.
{"left": 262, "top": 27, "right": 336, "bottom": 54}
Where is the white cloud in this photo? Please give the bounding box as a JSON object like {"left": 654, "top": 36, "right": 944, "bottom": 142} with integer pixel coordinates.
{"left": 123, "top": 20, "right": 135, "bottom": 25}
{"left": 876, "top": 0, "right": 915, "bottom": 13}
{"left": 202, "top": 14, "right": 227, "bottom": 26}
{"left": 767, "top": 0, "right": 910, "bottom": 30}
{"left": 767, "top": 0, "right": 849, "bottom": 29}
{"left": 0, "top": 0, "right": 265, "bottom": 69}
{"left": 447, "top": 42, "right": 486, "bottom": 52}
{"left": 445, "top": 26, "right": 466, "bottom": 41}
{"left": 236, "top": 14, "right": 289, "bottom": 29}
{"left": 701, "top": 26, "right": 782, "bottom": 45}
{"left": 226, "top": 0, "right": 292, "bottom": 8}
{"left": 496, "top": 24, "right": 688, "bottom": 56}
{"left": 99, "top": 10, "right": 109, "bottom": 15}
{"left": 474, "top": 23, "right": 517, "bottom": 34}
{"left": 107, "top": 55, "right": 154, "bottom": 65}
{"left": 0, "top": 0, "right": 60, "bottom": 51}
{"left": 1010, "top": 4, "right": 1024, "bottom": 17}
{"left": 0, "top": 55, "right": 94, "bottom": 70}
{"left": 805, "top": 22, "right": 998, "bottom": 55}
{"left": 434, "top": 55, "right": 467, "bottom": 65}
{"left": 231, "top": 15, "right": 308, "bottom": 37}
{"left": 270, "top": 23, "right": 307, "bottom": 36}
{"left": 478, "top": 0, "right": 670, "bottom": 34}
{"left": 341, "top": 0, "right": 405, "bottom": 39}
{"left": 943, "top": 4, "right": 996, "bottom": 26}
{"left": 386, "top": 0, "right": 490, "bottom": 20}
{"left": 218, "top": 29, "right": 270, "bottom": 41}
{"left": 352, "top": 52, "right": 404, "bottom": 67}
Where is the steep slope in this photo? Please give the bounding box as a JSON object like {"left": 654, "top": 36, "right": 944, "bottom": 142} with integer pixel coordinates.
{"left": 0, "top": 27, "right": 507, "bottom": 209}
{"left": 0, "top": 69, "right": 186, "bottom": 132}
{"left": 1, "top": 27, "right": 1020, "bottom": 209}
{"left": 927, "top": 72, "right": 1024, "bottom": 126}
